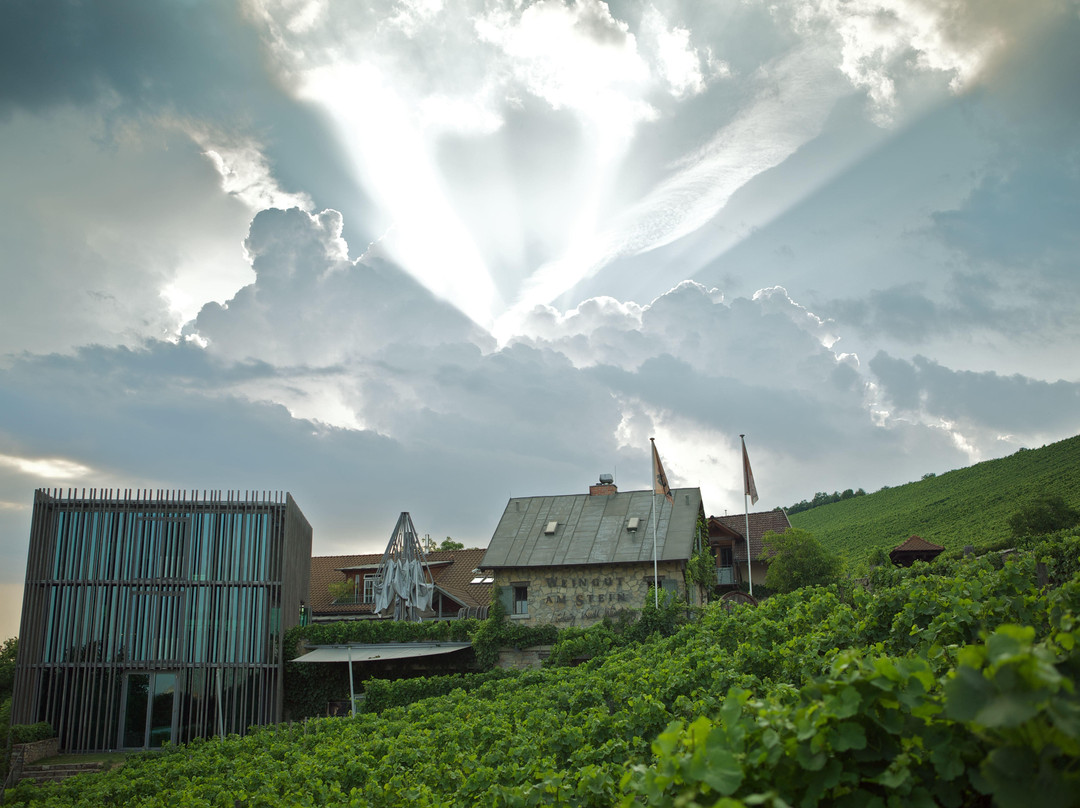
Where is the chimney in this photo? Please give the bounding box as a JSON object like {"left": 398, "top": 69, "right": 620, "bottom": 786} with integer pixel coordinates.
{"left": 589, "top": 474, "right": 617, "bottom": 496}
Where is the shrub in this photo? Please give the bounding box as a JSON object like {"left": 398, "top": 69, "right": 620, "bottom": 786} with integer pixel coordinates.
{"left": 1009, "top": 495, "right": 1080, "bottom": 539}
{"left": 11, "top": 721, "right": 54, "bottom": 744}
{"left": 760, "top": 528, "right": 841, "bottom": 593}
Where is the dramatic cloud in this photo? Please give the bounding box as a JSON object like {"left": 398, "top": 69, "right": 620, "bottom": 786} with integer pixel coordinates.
{"left": 1, "top": 0, "right": 1078, "bottom": 642}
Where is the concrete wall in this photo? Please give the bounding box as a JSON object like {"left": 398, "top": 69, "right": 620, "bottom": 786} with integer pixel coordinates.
{"left": 749, "top": 560, "right": 769, "bottom": 590}
{"left": 495, "top": 561, "right": 689, "bottom": 628}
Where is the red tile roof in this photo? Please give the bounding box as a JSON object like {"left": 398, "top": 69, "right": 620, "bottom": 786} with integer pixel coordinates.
{"left": 889, "top": 535, "right": 945, "bottom": 566}
{"left": 308, "top": 547, "right": 492, "bottom": 619}
{"left": 709, "top": 510, "right": 793, "bottom": 561}
{"left": 891, "top": 535, "right": 945, "bottom": 553}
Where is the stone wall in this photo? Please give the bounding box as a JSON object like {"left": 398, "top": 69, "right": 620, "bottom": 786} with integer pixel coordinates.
{"left": 497, "top": 561, "right": 688, "bottom": 628}
{"left": 14, "top": 737, "right": 59, "bottom": 766}
{"left": 496, "top": 644, "right": 553, "bottom": 670}
{"left": 8, "top": 737, "right": 60, "bottom": 783}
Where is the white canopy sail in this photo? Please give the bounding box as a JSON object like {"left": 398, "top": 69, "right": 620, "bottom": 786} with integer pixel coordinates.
{"left": 372, "top": 512, "right": 435, "bottom": 621}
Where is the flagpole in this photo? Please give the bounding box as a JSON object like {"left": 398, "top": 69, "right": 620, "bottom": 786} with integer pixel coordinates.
{"left": 743, "top": 490, "right": 753, "bottom": 597}
{"left": 650, "top": 439, "right": 659, "bottom": 608}
{"left": 741, "top": 434, "right": 754, "bottom": 597}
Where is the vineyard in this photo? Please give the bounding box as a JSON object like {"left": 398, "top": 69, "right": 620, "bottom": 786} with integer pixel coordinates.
{"left": 790, "top": 433, "right": 1080, "bottom": 565}
{"left": 7, "top": 529, "right": 1080, "bottom": 807}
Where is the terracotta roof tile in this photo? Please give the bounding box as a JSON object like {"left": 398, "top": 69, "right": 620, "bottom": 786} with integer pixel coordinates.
{"left": 308, "top": 547, "right": 492, "bottom": 618}
{"left": 710, "top": 510, "right": 793, "bottom": 561}
{"left": 891, "top": 535, "right": 945, "bottom": 553}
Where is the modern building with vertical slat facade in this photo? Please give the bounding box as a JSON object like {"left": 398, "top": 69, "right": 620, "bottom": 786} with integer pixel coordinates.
{"left": 12, "top": 489, "right": 312, "bottom": 752}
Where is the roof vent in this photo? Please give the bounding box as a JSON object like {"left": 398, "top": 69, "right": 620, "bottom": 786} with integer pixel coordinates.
{"left": 627, "top": 517, "right": 640, "bottom": 532}
{"left": 599, "top": 473, "right": 614, "bottom": 485}
{"left": 544, "top": 521, "right": 558, "bottom": 535}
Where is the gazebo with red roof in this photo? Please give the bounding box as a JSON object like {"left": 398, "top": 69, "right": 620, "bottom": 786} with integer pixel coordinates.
{"left": 889, "top": 535, "right": 945, "bottom": 567}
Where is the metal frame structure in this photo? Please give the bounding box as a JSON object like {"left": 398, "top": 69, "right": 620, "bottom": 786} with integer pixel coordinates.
{"left": 11, "top": 489, "right": 312, "bottom": 752}
{"left": 372, "top": 512, "right": 434, "bottom": 622}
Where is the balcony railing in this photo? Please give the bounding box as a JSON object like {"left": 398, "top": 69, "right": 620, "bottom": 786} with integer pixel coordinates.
{"left": 331, "top": 595, "right": 374, "bottom": 605}
{"left": 716, "top": 566, "right": 736, "bottom": 586}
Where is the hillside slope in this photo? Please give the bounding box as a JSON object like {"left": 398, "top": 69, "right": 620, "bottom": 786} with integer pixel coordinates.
{"left": 789, "top": 433, "right": 1080, "bottom": 565}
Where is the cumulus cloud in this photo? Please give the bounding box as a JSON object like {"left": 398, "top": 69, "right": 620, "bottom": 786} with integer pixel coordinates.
{"left": 790, "top": 0, "right": 1066, "bottom": 122}
{"left": 475, "top": 0, "right": 653, "bottom": 133}
{"left": 196, "top": 132, "right": 314, "bottom": 213}
{"left": 0, "top": 109, "right": 261, "bottom": 354}
{"left": 189, "top": 207, "right": 493, "bottom": 367}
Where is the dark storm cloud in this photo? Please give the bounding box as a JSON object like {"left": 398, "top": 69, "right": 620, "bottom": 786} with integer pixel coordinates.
{"left": 0, "top": 0, "right": 267, "bottom": 117}
{"left": 0, "top": 0, "right": 372, "bottom": 247}
{"left": 819, "top": 283, "right": 1023, "bottom": 344}
{"left": 870, "top": 352, "right": 1080, "bottom": 433}
{"left": 590, "top": 354, "right": 849, "bottom": 458}
{"left": 0, "top": 343, "right": 602, "bottom": 552}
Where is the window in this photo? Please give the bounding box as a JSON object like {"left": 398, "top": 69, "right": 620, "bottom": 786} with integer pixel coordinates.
{"left": 512, "top": 584, "right": 528, "bottom": 616}
{"left": 363, "top": 574, "right": 378, "bottom": 604}
{"left": 645, "top": 576, "right": 677, "bottom": 594}
{"left": 469, "top": 569, "right": 494, "bottom": 585}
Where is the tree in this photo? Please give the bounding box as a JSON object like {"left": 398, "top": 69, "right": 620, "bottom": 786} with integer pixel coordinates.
{"left": 760, "top": 528, "right": 841, "bottom": 594}
{"left": 1, "top": 637, "right": 16, "bottom": 780}
{"left": 867, "top": 547, "right": 890, "bottom": 568}
{"left": 0, "top": 637, "right": 16, "bottom": 700}
{"left": 438, "top": 538, "right": 464, "bottom": 551}
{"left": 1008, "top": 495, "right": 1080, "bottom": 538}
{"left": 327, "top": 580, "right": 356, "bottom": 602}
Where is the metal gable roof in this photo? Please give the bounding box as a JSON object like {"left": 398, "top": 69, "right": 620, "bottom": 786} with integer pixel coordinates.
{"left": 481, "top": 487, "right": 702, "bottom": 568}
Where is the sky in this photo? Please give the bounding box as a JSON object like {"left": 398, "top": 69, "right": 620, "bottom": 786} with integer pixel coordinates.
{"left": 2, "top": 0, "right": 1079, "bottom": 639}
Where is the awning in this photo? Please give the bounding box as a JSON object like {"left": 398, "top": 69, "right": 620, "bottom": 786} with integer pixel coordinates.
{"left": 291, "top": 642, "right": 472, "bottom": 663}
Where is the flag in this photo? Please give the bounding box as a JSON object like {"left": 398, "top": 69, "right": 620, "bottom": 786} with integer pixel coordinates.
{"left": 741, "top": 435, "right": 759, "bottom": 505}
{"left": 651, "top": 438, "right": 673, "bottom": 503}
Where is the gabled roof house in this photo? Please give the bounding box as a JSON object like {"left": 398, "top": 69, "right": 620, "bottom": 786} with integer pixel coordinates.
{"left": 709, "top": 510, "right": 793, "bottom": 589}
{"left": 480, "top": 478, "right": 706, "bottom": 627}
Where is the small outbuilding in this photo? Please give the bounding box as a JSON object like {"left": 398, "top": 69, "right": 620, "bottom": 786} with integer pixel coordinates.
{"left": 889, "top": 535, "right": 945, "bottom": 567}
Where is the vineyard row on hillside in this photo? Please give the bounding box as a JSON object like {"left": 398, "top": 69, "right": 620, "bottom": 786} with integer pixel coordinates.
{"left": 7, "top": 529, "right": 1080, "bottom": 807}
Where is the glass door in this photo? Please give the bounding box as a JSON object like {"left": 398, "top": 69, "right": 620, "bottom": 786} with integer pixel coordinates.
{"left": 120, "top": 672, "right": 178, "bottom": 748}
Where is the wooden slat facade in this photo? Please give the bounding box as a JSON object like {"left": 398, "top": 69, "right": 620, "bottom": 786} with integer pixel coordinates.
{"left": 11, "top": 489, "right": 312, "bottom": 752}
